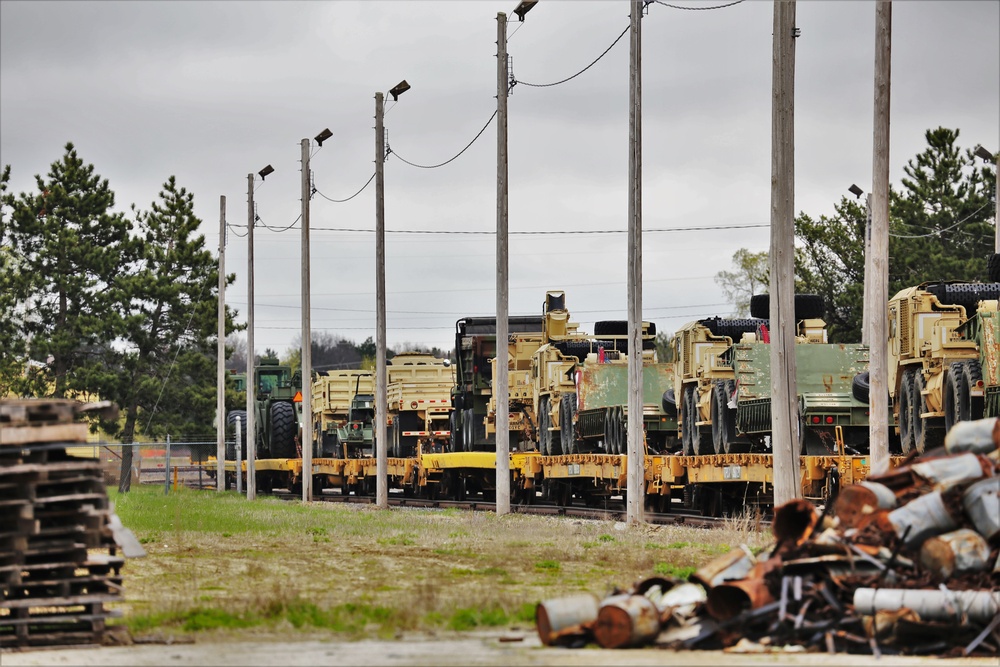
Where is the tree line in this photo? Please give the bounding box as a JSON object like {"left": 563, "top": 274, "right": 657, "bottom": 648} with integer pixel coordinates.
{"left": 0, "top": 144, "right": 453, "bottom": 443}
{"left": 716, "top": 128, "right": 997, "bottom": 342}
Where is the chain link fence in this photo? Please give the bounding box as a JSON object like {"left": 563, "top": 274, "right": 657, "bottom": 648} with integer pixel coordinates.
{"left": 71, "top": 437, "right": 233, "bottom": 492}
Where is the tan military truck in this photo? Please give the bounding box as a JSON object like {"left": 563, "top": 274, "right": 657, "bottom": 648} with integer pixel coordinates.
{"left": 888, "top": 281, "right": 1000, "bottom": 454}
{"left": 311, "top": 370, "right": 376, "bottom": 458}
{"left": 386, "top": 352, "right": 455, "bottom": 457}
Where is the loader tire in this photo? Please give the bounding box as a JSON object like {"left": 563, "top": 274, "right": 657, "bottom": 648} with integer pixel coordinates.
{"left": 269, "top": 401, "right": 297, "bottom": 459}
{"left": 852, "top": 372, "right": 870, "bottom": 404}
{"left": 698, "top": 317, "right": 768, "bottom": 341}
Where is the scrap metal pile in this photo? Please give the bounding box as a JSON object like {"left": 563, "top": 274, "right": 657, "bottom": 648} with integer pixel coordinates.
{"left": 0, "top": 399, "right": 144, "bottom": 651}
{"left": 537, "top": 417, "right": 1000, "bottom": 656}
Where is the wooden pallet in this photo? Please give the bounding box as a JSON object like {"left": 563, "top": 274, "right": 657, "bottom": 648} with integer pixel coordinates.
{"left": 1, "top": 399, "right": 136, "bottom": 651}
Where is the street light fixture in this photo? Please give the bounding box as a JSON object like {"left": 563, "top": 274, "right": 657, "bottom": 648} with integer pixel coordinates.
{"left": 258, "top": 164, "right": 274, "bottom": 180}
{"left": 315, "top": 128, "right": 333, "bottom": 147}
{"left": 974, "top": 145, "right": 995, "bottom": 163}
{"left": 388, "top": 80, "right": 410, "bottom": 101}
{"left": 848, "top": 184, "right": 864, "bottom": 199}
{"left": 513, "top": 0, "right": 538, "bottom": 21}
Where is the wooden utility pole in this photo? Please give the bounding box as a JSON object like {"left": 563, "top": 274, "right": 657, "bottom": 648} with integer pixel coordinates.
{"left": 868, "top": 0, "right": 892, "bottom": 476}
{"left": 626, "top": 0, "right": 644, "bottom": 525}
{"left": 300, "top": 138, "right": 313, "bottom": 501}
{"left": 375, "top": 91, "right": 388, "bottom": 510}
{"left": 769, "top": 0, "right": 800, "bottom": 506}
{"left": 861, "top": 195, "right": 871, "bottom": 346}
{"left": 495, "top": 11, "right": 511, "bottom": 516}
{"left": 217, "top": 195, "right": 226, "bottom": 492}
{"left": 246, "top": 174, "right": 256, "bottom": 500}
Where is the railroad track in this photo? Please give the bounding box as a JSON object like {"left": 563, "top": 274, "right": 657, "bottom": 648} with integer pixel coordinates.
{"left": 269, "top": 489, "right": 748, "bottom": 528}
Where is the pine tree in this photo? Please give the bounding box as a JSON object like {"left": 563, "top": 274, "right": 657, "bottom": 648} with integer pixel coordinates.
{"left": 2, "top": 144, "right": 135, "bottom": 398}
{"left": 99, "top": 177, "right": 236, "bottom": 490}
{"left": 889, "top": 127, "right": 995, "bottom": 294}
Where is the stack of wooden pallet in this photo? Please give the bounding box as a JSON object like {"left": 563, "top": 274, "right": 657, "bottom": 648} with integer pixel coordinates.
{"left": 0, "top": 399, "right": 143, "bottom": 650}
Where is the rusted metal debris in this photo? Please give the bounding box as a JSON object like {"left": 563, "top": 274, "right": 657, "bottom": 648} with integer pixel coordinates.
{"left": 0, "top": 399, "right": 143, "bottom": 651}
{"left": 537, "top": 416, "right": 1000, "bottom": 655}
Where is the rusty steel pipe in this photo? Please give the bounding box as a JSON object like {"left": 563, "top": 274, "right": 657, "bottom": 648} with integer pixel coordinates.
{"left": 594, "top": 593, "right": 661, "bottom": 648}
{"left": 910, "top": 453, "right": 991, "bottom": 491}
{"left": 854, "top": 588, "right": 1000, "bottom": 624}
{"left": 705, "top": 576, "right": 775, "bottom": 621}
{"left": 833, "top": 481, "right": 896, "bottom": 529}
{"left": 887, "top": 490, "right": 959, "bottom": 548}
{"left": 919, "top": 528, "right": 992, "bottom": 578}
{"left": 773, "top": 498, "right": 819, "bottom": 546}
{"left": 690, "top": 546, "right": 755, "bottom": 589}
{"left": 944, "top": 417, "right": 1000, "bottom": 455}
{"left": 535, "top": 594, "right": 599, "bottom": 646}
{"left": 962, "top": 475, "right": 1000, "bottom": 543}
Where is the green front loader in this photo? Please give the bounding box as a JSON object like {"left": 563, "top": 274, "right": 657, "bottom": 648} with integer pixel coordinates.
{"left": 226, "top": 356, "right": 301, "bottom": 460}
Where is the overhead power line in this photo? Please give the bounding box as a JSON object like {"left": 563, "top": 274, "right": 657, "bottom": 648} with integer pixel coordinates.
{"left": 653, "top": 0, "right": 745, "bottom": 10}
{"left": 388, "top": 110, "right": 498, "bottom": 169}
{"left": 227, "top": 222, "right": 769, "bottom": 235}
{"left": 314, "top": 173, "right": 376, "bottom": 203}
{"left": 515, "top": 25, "right": 629, "bottom": 89}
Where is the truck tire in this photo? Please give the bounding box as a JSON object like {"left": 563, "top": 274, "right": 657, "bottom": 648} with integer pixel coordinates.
{"left": 749, "top": 293, "right": 825, "bottom": 320}
{"left": 689, "top": 388, "right": 707, "bottom": 456}
{"left": 594, "top": 320, "right": 628, "bottom": 336}
{"left": 560, "top": 394, "right": 577, "bottom": 455}
{"left": 269, "top": 401, "right": 297, "bottom": 458}
{"left": 925, "top": 282, "right": 1000, "bottom": 313}
{"left": 680, "top": 386, "right": 694, "bottom": 456}
{"left": 225, "top": 410, "right": 246, "bottom": 460}
{"left": 852, "top": 372, "right": 870, "bottom": 404}
{"left": 463, "top": 408, "right": 475, "bottom": 452}
{"left": 698, "top": 317, "right": 768, "bottom": 341}
{"left": 539, "top": 397, "right": 552, "bottom": 456}
{"left": 661, "top": 389, "right": 677, "bottom": 418}
{"left": 965, "top": 360, "right": 984, "bottom": 421}
{"left": 944, "top": 362, "right": 967, "bottom": 434}
{"left": 897, "top": 369, "right": 916, "bottom": 455}
{"left": 449, "top": 411, "right": 459, "bottom": 452}
{"left": 989, "top": 254, "right": 1000, "bottom": 282}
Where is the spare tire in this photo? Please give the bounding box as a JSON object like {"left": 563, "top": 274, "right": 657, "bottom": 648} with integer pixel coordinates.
{"left": 925, "top": 282, "right": 1000, "bottom": 313}
{"left": 594, "top": 320, "right": 628, "bottom": 336}
{"left": 749, "top": 293, "right": 825, "bottom": 320}
{"left": 852, "top": 372, "right": 870, "bottom": 404}
{"left": 661, "top": 389, "right": 677, "bottom": 418}
{"left": 698, "top": 317, "right": 768, "bottom": 341}
{"left": 990, "top": 254, "right": 1000, "bottom": 283}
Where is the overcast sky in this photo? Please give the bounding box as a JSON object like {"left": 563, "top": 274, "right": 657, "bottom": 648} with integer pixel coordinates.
{"left": 2, "top": 0, "right": 998, "bottom": 361}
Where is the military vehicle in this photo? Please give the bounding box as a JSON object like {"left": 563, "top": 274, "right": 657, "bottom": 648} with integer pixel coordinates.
{"left": 386, "top": 352, "right": 455, "bottom": 457}
{"left": 312, "top": 371, "right": 376, "bottom": 458}
{"left": 675, "top": 294, "right": 869, "bottom": 455}
{"left": 226, "top": 356, "right": 300, "bottom": 460}
{"left": 887, "top": 281, "right": 1000, "bottom": 453}
{"left": 451, "top": 314, "right": 545, "bottom": 451}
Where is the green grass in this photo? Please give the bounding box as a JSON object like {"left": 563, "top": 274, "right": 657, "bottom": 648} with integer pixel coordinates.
{"left": 109, "top": 484, "right": 769, "bottom": 639}
{"left": 653, "top": 562, "right": 697, "bottom": 579}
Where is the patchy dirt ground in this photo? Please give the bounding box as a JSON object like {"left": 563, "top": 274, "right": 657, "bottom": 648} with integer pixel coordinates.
{"left": 4, "top": 631, "right": 996, "bottom": 667}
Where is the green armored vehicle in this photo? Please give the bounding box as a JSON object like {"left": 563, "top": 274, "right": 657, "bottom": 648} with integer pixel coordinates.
{"left": 676, "top": 294, "right": 870, "bottom": 456}
{"left": 574, "top": 354, "right": 677, "bottom": 455}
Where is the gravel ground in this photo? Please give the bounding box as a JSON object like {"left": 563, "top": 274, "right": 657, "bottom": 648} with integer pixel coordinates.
{"left": 3, "top": 631, "right": 996, "bottom": 667}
